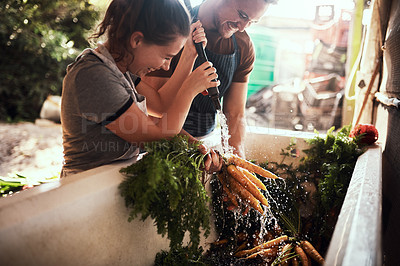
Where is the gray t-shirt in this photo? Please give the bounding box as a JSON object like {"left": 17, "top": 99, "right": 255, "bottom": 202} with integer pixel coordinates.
{"left": 61, "top": 45, "right": 147, "bottom": 177}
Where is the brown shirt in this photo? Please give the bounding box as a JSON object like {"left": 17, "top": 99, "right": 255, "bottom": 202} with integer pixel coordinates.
{"left": 148, "top": 29, "right": 255, "bottom": 83}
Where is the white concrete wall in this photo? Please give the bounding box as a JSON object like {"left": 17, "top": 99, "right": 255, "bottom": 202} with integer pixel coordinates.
{"left": 245, "top": 126, "right": 319, "bottom": 166}
{"left": 0, "top": 160, "right": 170, "bottom": 266}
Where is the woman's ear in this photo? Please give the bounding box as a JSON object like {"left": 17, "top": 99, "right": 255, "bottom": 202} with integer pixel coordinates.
{"left": 130, "top": 32, "right": 144, "bottom": 48}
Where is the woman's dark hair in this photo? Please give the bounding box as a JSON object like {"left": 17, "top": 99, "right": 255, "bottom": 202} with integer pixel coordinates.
{"left": 92, "top": 0, "right": 191, "bottom": 62}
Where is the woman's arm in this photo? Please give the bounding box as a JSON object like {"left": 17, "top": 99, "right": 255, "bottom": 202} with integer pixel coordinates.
{"left": 105, "top": 61, "right": 219, "bottom": 144}
{"left": 137, "top": 21, "right": 206, "bottom": 117}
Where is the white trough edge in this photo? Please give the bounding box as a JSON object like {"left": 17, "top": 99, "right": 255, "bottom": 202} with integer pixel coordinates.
{"left": 325, "top": 145, "right": 382, "bottom": 266}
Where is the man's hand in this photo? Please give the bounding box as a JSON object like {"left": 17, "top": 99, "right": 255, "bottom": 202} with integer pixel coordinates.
{"left": 199, "top": 144, "right": 223, "bottom": 174}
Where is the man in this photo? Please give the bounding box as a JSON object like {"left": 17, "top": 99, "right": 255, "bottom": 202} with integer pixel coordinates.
{"left": 143, "top": 0, "right": 273, "bottom": 158}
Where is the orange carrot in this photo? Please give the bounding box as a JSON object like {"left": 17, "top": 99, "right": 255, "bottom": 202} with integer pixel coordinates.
{"left": 242, "top": 248, "right": 278, "bottom": 260}
{"left": 237, "top": 166, "right": 267, "bottom": 190}
{"left": 280, "top": 243, "right": 294, "bottom": 265}
{"left": 226, "top": 205, "right": 236, "bottom": 211}
{"left": 227, "top": 164, "right": 269, "bottom": 206}
{"left": 226, "top": 174, "right": 264, "bottom": 215}
{"left": 236, "top": 232, "right": 247, "bottom": 242}
{"left": 217, "top": 172, "right": 239, "bottom": 208}
{"left": 242, "top": 205, "right": 250, "bottom": 216}
{"left": 236, "top": 240, "right": 249, "bottom": 252}
{"left": 227, "top": 154, "right": 279, "bottom": 179}
{"left": 211, "top": 239, "right": 228, "bottom": 246}
{"left": 281, "top": 259, "right": 289, "bottom": 266}
{"left": 292, "top": 257, "right": 299, "bottom": 266}
{"left": 300, "top": 240, "right": 325, "bottom": 264}
{"left": 294, "top": 245, "right": 310, "bottom": 266}
{"left": 234, "top": 235, "right": 288, "bottom": 257}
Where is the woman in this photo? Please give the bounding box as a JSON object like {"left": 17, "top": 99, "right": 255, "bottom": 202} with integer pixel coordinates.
{"left": 61, "top": 0, "right": 221, "bottom": 177}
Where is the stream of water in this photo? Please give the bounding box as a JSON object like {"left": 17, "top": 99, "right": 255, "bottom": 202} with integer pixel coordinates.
{"left": 217, "top": 110, "right": 280, "bottom": 239}
{"left": 216, "top": 110, "right": 234, "bottom": 156}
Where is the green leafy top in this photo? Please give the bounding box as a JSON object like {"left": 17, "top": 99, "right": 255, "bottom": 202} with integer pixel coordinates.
{"left": 119, "top": 135, "right": 211, "bottom": 250}
{"left": 260, "top": 125, "right": 365, "bottom": 256}
{"left": 300, "top": 126, "right": 364, "bottom": 209}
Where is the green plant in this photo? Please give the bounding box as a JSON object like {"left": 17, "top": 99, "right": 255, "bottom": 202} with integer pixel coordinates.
{"left": 155, "top": 246, "right": 205, "bottom": 266}
{"left": 119, "top": 135, "right": 211, "bottom": 253}
{"left": 0, "top": 173, "right": 59, "bottom": 197}
{"left": 0, "top": 0, "right": 100, "bottom": 121}
{"left": 262, "top": 125, "right": 364, "bottom": 256}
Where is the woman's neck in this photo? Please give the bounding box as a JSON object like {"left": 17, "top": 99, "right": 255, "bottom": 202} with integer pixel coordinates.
{"left": 100, "top": 41, "right": 129, "bottom": 73}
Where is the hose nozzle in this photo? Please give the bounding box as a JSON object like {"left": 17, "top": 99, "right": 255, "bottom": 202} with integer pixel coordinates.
{"left": 194, "top": 42, "right": 222, "bottom": 111}
{"left": 207, "top": 87, "right": 222, "bottom": 110}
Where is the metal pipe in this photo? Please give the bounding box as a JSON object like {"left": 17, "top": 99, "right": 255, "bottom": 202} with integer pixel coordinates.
{"left": 375, "top": 92, "right": 400, "bottom": 109}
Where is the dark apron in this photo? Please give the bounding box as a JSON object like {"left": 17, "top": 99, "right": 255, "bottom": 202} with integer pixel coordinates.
{"left": 183, "top": 5, "right": 240, "bottom": 137}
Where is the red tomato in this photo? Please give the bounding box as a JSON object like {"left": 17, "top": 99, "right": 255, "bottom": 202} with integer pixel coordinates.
{"left": 349, "top": 124, "right": 379, "bottom": 145}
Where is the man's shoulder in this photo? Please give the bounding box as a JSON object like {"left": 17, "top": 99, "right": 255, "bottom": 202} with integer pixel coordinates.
{"left": 235, "top": 31, "right": 254, "bottom": 49}
{"left": 235, "top": 31, "right": 255, "bottom": 57}
{"left": 235, "top": 30, "right": 251, "bottom": 41}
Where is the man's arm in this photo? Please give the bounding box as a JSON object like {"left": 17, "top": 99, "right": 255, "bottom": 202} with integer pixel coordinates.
{"left": 222, "top": 81, "right": 248, "bottom": 158}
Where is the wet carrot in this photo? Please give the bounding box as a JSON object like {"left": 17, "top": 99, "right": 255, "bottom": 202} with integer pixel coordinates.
{"left": 300, "top": 240, "right": 325, "bottom": 264}
{"left": 211, "top": 239, "right": 228, "bottom": 246}
{"left": 242, "top": 205, "right": 250, "bottom": 216}
{"left": 226, "top": 205, "right": 236, "bottom": 211}
{"left": 280, "top": 243, "right": 293, "bottom": 266}
{"left": 237, "top": 166, "right": 267, "bottom": 191}
{"left": 227, "top": 154, "right": 279, "bottom": 179}
{"left": 241, "top": 248, "right": 278, "bottom": 260}
{"left": 227, "top": 164, "right": 269, "bottom": 206}
{"left": 217, "top": 172, "right": 239, "bottom": 208}
{"left": 236, "top": 232, "right": 247, "bottom": 242}
{"left": 294, "top": 245, "right": 310, "bottom": 266}
{"left": 236, "top": 240, "right": 249, "bottom": 252}
{"left": 226, "top": 175, "right": 264, "bottom": 215}
{"left": 234, "top": 235, "right": 288, "bottom": 257}
{"left": 292, "top": 257, "right": 299, "bottom": 266}
{"left": 281, "top": 259, "right": 289, "bottom": 266}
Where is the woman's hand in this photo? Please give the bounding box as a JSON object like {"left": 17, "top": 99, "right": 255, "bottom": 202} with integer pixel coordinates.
{"left": 199, "top": 144, "right": 223, "bottom": 174}
{"left": 182, "top": 61, "right": 220, "bottom": 95}
{"left": 182, "top": 20, "right": 207, "bottom": 59}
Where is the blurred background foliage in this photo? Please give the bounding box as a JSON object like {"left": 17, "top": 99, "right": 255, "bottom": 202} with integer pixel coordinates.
{"left": 0, "top": 0, "right": 102, "bottom": 122}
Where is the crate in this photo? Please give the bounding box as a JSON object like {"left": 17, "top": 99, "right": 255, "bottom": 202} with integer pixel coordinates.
{"left": 301, "top": 75, "right": 342, "bottom": 111}
{"left": 298, "top": 75, "right": 343, "bottom": 130}
{"left": 271, "top": 84, "right": 302, "bottom": 129}
{"left": 308, "top": 40, "right": 347, "bottom": 76}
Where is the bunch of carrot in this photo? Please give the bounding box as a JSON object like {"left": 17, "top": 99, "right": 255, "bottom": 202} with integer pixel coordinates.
{"left": 217, "top": 154, "right": 279, "bottom": 215}
{"left": 233, "top": 234, "right": 325, "bottom": 265}
{"left": 213, "top": 155, "right": 325, "bottom": 265}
